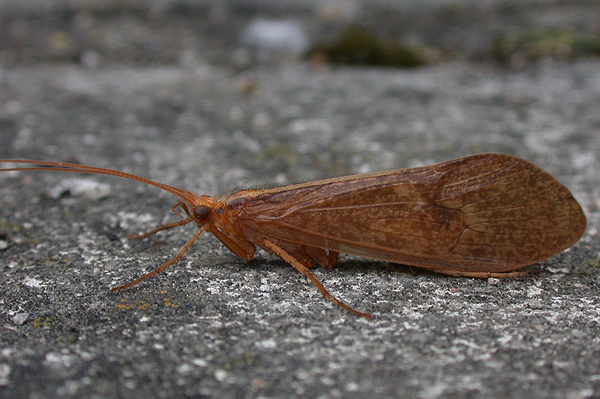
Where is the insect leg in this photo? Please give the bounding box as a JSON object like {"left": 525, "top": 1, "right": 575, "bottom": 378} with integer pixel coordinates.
{"left": 128, "top": 201, "right": 193, "bottom": 239}
{"left": 128, "top": 218, "right": 192, "bottom": 239}
{"left": 304, "top": 247, "right": 339, "bottom": 269}
{"left": 111, "top": 226, "right": 207, "bottom": 292}
{"left": 325, "top": 250, "right": 339, "bottom": 269}
{"left": 262, "top": 238, "right": 371, "bottom": 318}
{"left": 304, "top": 246, "right": 328, "bottom": 268}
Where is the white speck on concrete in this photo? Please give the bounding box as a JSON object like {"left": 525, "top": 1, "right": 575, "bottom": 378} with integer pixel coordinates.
{"left": 242, "top": 19, "right": 308, "bottom": 53}
{"left": 49, "top": 178, "right": 111, "bottom": 200}
{"left": 12, "top": 313, "right": 29, "bottom": 326}
{"left": 0, "top": 364, "right": 11, "bottom": 386}
{"left": 22, "top": 277, "right": 46, "bottom": 288}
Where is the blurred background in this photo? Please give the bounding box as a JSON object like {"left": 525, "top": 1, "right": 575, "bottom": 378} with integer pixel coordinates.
{"left": 2, "top": 0, "right": 600, "bottom": 68}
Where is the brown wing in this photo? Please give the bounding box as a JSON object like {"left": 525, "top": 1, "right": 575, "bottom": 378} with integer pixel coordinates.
{"left": 235, "top": 154, "right": 587, "bottom": 273}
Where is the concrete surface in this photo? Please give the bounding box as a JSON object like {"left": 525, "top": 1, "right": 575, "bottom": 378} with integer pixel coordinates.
{"left": 1, "top": 1, "right": 600, "bottom": 398}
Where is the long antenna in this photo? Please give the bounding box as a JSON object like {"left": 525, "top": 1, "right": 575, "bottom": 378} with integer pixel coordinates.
{"left": 0, "top": 159, "right": 194, "bottom": 200}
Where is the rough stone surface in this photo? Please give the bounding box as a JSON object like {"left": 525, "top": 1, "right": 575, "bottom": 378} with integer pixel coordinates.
{"left": 1, "top": 1, "right": 600, "bottom": 399}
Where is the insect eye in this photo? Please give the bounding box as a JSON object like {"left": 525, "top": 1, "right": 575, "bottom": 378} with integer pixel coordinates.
{"left": 193, "top": 205, "right": 211, "bottom": 220}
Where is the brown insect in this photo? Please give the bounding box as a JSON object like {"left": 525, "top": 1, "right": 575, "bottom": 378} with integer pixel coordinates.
{"left": 0, "top": 153, "right": 587, "bottom": 317}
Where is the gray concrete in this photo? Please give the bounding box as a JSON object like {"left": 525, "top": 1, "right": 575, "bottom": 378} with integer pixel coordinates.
{"left": 1, "top": 2, "right": 600, "bottom": 398}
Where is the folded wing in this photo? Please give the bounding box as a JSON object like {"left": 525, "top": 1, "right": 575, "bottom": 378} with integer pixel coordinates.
{"left": 238, "top": 154, "right": 586, "bottom": 272}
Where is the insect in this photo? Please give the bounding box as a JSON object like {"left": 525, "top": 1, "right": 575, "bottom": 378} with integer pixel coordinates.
{"left": 0, "top": 154, "right": 587, "bottom": 317}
